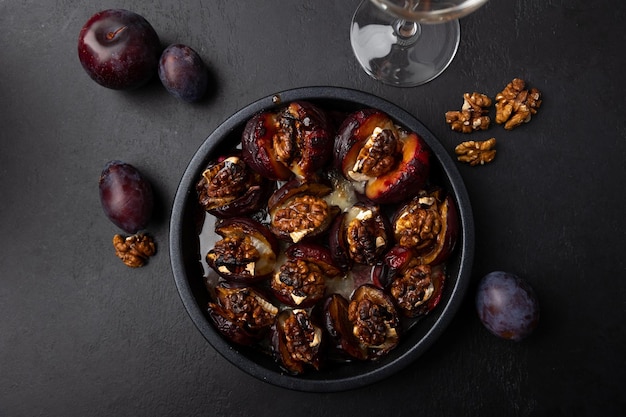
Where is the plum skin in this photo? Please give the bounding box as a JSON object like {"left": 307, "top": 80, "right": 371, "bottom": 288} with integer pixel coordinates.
{"left": 158, "top": 44, "right": 209, "bottom": 102}
{"left": 475, "top": 271, "right": 540, "bottom": 341}
{"left": 78, "top": 9, "right": 161, "bottom": 90}
{"left": 99, "top": 160, "right": 153, "bottom": 233}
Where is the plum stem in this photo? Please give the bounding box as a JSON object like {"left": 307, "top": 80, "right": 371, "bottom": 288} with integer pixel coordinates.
{"left": 106, "top": 26, "right": 127, "bottom": 40}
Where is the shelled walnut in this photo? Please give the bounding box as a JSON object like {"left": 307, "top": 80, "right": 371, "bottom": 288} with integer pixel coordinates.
{"left": 455, "top": 138, "right": 497, "bottom": 166}
{"left": 113, "top": 234, "right": 156, "bottom": 268}
{"left": 495, "top": 78, "right": 542, "bottom": 130}
{"left": 445, "top": 92, "right": 492, "bottom": 133}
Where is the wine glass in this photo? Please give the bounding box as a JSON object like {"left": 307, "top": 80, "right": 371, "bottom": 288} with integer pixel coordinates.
{"left": 350, "top": 0, "right": 489, "bottom": 87}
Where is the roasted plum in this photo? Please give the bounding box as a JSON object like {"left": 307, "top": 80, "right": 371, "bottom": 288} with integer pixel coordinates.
{"left": 271, "top": 243, "right": 341, "bottom": 308}
{"left": 392, "top": 188, "right": 459, "bottom": 265}
{"left": 207, "top": 285, "right": 279, "bottom": 346}
{"left": 241, "top": 101, "right": 334, "bottom": 180}
{"left": 268, "top": 178, "right": 340, "bottom": 243}
{"left": 271, "top": 309, "right": 324, "bottom": 374}
{"left": 373, "top": 247, "right": 446, "bottom": 317}
{"left": 329, "top": 202, "right": 391, "bottom": 270}
{"left": 322, "top": 294, "right": 369, "bottom": 361}
{"left": 206, "top": 217, "right": 278, "bottom": 283}
{"left": 196, "top": 153, "right": 271, "bottom": 218}
{"left": 334, "top": 109, "right": 430, "bottom": 204}
{"left": 346, "top": 284, "right": 400, "bottom": 359}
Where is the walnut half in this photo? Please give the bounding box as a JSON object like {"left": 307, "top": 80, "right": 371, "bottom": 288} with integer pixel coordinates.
{"left": 455, "top": 138, "right": 497, "bottom": 166}
{"left": 445, "top": 92, "right": 492, "bottom": 133}
{"left": 495, "top": 78, "right": 542, "bottom": 130}
{"left": 113, "top": 234, "right": 156, "bottom": 268}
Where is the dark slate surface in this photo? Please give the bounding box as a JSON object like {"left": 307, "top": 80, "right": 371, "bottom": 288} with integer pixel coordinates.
{"left": 1, "top": 0, "right": 624, "bottom": 416}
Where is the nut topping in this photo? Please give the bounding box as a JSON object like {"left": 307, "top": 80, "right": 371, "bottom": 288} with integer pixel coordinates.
{"left": 390, "top": 263, "right": 434, "bottom": 317}
{"left": 350, "top": 127, "right": 401, "bottom": 180}
{"left": 445, "top": 92, "right": 492, "bottom": 133}
{"left": 113, "top": 233, "right": 156, "bottom": 268}
{"left": 346, "top": 210, "right": 387, "bottom": 265}
{"left": 272, "top": 195, "right": 330, "bottom": 243}
{"left": 394, "top": 200, "right": 442, "bottom": 252}
{"left": 216, "top": 286, "right": 278, "bottom": 329}
{"left": 495, "top": 78, "right": 542, "bottom": 130}
{"left": 208, "top": 235, "right": 260, "bottom": 276}
{"left": 272, "top": 259, "right": 326, "bottom": 306}
{"left": 282, "top": 309, "right": 322, "bottom": 368}
{"left": 455, "top": 137, "right": 497, "bottom": 166}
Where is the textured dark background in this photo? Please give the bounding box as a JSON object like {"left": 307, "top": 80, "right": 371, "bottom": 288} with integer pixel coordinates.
{"left": 1, "top": 0, "right": 625, "bottom": 416}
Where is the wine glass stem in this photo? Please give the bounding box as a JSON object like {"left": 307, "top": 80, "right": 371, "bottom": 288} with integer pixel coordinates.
{"left": 393, "top": 19, "right": 421, "bottom": 46}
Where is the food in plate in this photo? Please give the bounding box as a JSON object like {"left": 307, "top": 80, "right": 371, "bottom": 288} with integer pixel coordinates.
{"left": 195, "top": 101, "right": 459, "bottom": 374}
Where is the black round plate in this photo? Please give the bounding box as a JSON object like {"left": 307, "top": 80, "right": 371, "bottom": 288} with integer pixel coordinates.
{"left": 169, "top": 86, "right": 474, "bottom": 392}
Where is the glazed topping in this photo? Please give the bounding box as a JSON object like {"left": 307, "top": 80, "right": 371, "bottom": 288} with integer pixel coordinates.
{"left": 272, "top": 195, "right": 330, "bottom": 242}
{"left": 348, "top": 297, "right": 396, "bottom": 347}
{"left": 209, "top": 235, "right": 260, "bottom": 276}
{"left": 283, "top": 310, "right": 322, "bottom": 365}
{"left": 273, "top": 111, "right": 302, "bottom": 166}
{"left": 346, "top": 209, "right": 387, "bottom": 265}
{"left": 216, "top": 287, "right": 278, "bottom": 328}
{"left": 272, "top": 259, "right": 326, "bottom": 306}
{"left": 350, "top": 127, "right": 402, "bottom": 181}
{"left": 390, "top": 264, "right": 435, "bottom": 316}
{"left": 201, "top": 157, "right": 249, "bottom": 200}
{"left": 394, "top": 198, "right": 442, "bottom": 251}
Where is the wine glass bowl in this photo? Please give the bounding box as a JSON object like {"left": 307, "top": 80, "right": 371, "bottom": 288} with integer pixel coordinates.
{"left": 351, "top": 0, "right": 489, "bottom": 87}
{"left": 371, "top": 0, "right": 489, "bottom": 23}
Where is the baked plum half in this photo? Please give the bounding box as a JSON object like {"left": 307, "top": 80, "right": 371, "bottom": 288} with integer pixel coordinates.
{"left": 271, "top": 309, "right": 324, "bottom": 374}
{"left": 325, "top": 284, "right": 400, "bottom": 360}
{"left": 322, "top": 294, "right": 369, "bottom": 360}
{"left": 271, "top": 242, "right": 341, "bottom": 308}
{"left": 334, "top": 109, "right": 430, "bottom": 204}
{"left": 206, "top": 217, "right": 278, "bottom": 283}
{"left": 392, "top": 187, "right": 459, "bottom": 265}
{"left": 268, "top": 178, "right": 340, "bottom": 243}
{"left": 241, "top": 101, "right": 334, "bottom": 180}
{"left": 329, "top": 202, "right": 391, "bottom": 270}
{"left": 373, "top": 247, "right": 446, "bottom": 317}
{"left": 207, "top": 285, "right": 279, "bottom": 346}
{"left": 196, "top": 153, "right": 272, "bottom": 218}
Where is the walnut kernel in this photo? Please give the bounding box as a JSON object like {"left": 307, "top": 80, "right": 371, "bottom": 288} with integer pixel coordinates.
{"left": 455, "top": 138, "right": 497, "bottom": 166}
{"left": 445, "top": 92, "right": 492, "bottom": 133}
{"left": 113, "top": 234, "right": 156, "bottom": 268}
{"left": 495, "top": 78, "right": 542, "bottom": 130}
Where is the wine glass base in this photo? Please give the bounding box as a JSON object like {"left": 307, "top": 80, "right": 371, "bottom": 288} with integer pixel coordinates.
{"left": 351, "top": 1, "right": 461, "bottom": 87}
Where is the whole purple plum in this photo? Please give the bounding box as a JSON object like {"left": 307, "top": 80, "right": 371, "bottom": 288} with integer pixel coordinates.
{"left": 158, "top": 44, "right": 209, "bottom": 102}
{"left": 78, "top": 9, "right": 161, "bottom": 90}
{"left": 476, "top": 271, "right": 540, "bottom": 341}
{"left": 99, "top": 160, "right": 154, "bottom": 233}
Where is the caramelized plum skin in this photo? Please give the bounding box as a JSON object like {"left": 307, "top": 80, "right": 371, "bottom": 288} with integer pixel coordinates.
{"left": 323, "top": 294, "right": 369, "bottom": 360}
{"left": 99, "top": 160, "right": 153, "bottom": 233}
{"left": 242, "top": 101, "right": 333, "bottom": 180}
